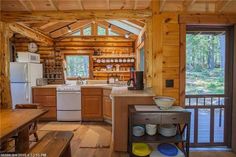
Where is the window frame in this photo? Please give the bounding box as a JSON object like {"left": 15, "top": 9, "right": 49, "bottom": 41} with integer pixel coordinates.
{"left": 64, "top": 53, "right": 93, "bottom": 80}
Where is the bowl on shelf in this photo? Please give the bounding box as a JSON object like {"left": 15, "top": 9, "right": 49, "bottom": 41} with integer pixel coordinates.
{"left": 153, "top": 96, "right": 176, "bottom": 110}
{"left": 133, "top": 126, "right": 145, "bottom": 137}
{"left": 145, "top": 124, "right": 157, "bottom": 136}
{"left": 132, "top": 143, "right": 152, "bottom": 157}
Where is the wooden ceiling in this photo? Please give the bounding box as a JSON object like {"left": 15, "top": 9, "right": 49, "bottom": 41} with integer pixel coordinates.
{"left": 1, "top": 0, "right": 236, "bottom": 13}
{"left": 22, "top": 19, "right": 145, "bottom": 39}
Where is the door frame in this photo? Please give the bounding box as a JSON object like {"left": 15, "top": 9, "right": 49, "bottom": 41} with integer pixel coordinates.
{"left": 180, "top": 25, "right": 234, "bottom": 147}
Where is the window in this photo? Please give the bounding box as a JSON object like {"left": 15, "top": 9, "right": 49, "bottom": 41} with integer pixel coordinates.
{"left": 83, "top": 26, "right": 92, "bottom": 36}
{"left": 72, "top": 30, "right": 81, "bottom": 36}
{"left": 139, "top": 47, "right": 145, "bottom": 71}
{"left": 65, "top": 55, "right": 90, "bottom": 78}
{"left": 98, "top": 26, "right": 106, "bottom": 35}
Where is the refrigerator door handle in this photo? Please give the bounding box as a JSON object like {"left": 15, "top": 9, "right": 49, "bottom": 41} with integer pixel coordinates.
{"left": 24, "top": 64, "right": 28, "bottom": 82}
{"left": 25, "top": 84, "right": 29, "bottom": 100}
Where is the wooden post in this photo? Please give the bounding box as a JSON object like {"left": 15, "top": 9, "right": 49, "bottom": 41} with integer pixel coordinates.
{"left": 150, "top": 0, "right": 163, "bottom": 95}
{"left": 0, "top": 22, "right": 13, "bottom": 109}
{"left": 179, "top": 24, "right": 186, "bottom": 107}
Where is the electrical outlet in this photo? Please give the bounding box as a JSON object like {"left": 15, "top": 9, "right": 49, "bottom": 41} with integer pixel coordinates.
{"left": 166, "top": 80, "right": 174, "bottom": 88}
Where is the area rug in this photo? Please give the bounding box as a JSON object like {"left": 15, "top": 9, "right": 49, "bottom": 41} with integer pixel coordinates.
{"left": 39, "top": 122, "right": 80, "bottom": 132}
{"left": 79, "top": 126, "right": 111, "bottom": 148}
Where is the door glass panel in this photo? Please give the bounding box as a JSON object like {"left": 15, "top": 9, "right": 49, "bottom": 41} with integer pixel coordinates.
{"left": 198, "top": 109, "right": 210, "bottom": 143}
{"left": 186, "top": 32, "right": 225, "bottom": 95}
{"left": 214, "top": 108, "right": 224, "bottom": 143}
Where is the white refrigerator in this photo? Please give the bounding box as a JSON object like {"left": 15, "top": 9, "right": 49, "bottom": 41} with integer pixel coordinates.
{"left": 10, "top": 62, "right": 43, "bottom": 108}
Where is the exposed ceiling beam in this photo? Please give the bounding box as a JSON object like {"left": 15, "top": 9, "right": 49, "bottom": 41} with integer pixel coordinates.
{"left": 160, "top": 0, "right": 166, "bottom": 12}
{"left": 127, "top": 20, "right": 145, "bottom": 27}
{"left": 50, "top": 20, "right": 92, "bottom": 38}
{"left": 120, "top": 20, "right": 143, "bottom": 30}
{"left": 56, "top": 36, "right": 134, "bottom": 42}
{"left": 216, "top": 0, "right": 233, "bottom": 13}
{"left": 9, "top": 23, "right": 53, "bottom": 45}
{"left": 106, "top": 0, "right": 110, "bottom": 9}
{"left": 48, "top": 0, "right": 58, "bottom": 11}
{"left": 183, "top": 0, "right": 197, "bottom": 11}
{"left": 39, "top": 22, "right": 59, "bottom": 30}
{"left": 134, "top": 0, "right": 138, "bottom": 10}
{"left": 18, "top": 0, "right": 31, "bottom": 11}
{"left": 106, "top": 20, "right": 141, "bottom": 35}
{"left": 28, "top": 0, "right": 36, "bottom": 11}
{"left": 97, "top": 21, "right": 137, "bottom": 39}
{"left": 77, "top": 0, "right": 84, "bottom": 10}
{"left": 1, "top": 10, "right": 152, "bottom": 23}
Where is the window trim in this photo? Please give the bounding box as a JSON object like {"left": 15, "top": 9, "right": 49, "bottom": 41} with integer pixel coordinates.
{"left": 64, "top": 53, "right": 93, "bottom": 80}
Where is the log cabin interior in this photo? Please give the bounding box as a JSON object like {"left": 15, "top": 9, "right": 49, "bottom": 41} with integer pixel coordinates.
{"left": 1, "top": 0, "right": 236, "bottom": 157}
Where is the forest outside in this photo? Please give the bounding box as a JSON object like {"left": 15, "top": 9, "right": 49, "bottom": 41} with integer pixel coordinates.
{"left": 186, "top": 32, "right": 225, "bottom": 95}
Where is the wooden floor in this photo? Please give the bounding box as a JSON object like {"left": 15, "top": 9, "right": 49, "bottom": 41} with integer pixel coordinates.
{"left": 36, "top": 122, "right": 236, "bottom": 157}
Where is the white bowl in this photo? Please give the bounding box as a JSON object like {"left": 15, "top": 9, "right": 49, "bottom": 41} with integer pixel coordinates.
{"left": 145, "top": 124, "right": 157, "bottom": 136}
{"left": 153, "top": 96, "right": 175, "bottom": 110}
{"left": 133, "top": 126, "right": 145, "bottom": 137}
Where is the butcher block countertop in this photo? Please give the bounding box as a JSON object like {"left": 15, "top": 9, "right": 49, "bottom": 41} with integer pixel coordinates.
{"left": 32, "top": 84, "right": 61, "bottom": 88}
{"left": 110, "top": 87, "right": 155, "bottom": 97}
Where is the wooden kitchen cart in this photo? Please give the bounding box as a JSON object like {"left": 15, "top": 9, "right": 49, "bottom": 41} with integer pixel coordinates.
{"left": 128, "top": 105, "right": 191, "bottom": 157}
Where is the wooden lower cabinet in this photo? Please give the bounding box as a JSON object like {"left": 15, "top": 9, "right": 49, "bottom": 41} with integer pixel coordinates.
{"left": 103, "top": 89, "right": 112, "bottom": 120}
{"left": 81, "top": 88, "right": 103, "bottom": 121}
{"left": 32, "top": 87, "right": 57, "bottom": 121}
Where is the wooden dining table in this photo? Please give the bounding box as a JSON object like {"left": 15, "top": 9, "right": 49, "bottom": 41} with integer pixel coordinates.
{"left": 0, "top": 109, "right": 48, "bottom": 153}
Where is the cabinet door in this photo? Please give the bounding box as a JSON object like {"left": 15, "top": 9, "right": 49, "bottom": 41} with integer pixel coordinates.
{"left": 103, "top": 96, "right": 112, "bottom": 119}
{"left": 82, "top": 95, "right": 102, "bottom": 119}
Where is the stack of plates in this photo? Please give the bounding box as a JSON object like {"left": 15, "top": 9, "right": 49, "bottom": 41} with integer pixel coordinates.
{"left": 133, "top": 126, "right": 145, "bottom": 137}
{"left": 158, "top": 124, "right": 177, "bottom": 137}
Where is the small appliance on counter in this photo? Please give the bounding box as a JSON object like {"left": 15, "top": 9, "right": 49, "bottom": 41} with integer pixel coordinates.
{"left": 36, "top": 78, "right": 48, "bottom": 86}
{"left": 127, "top": 68, "right": 144, "bottom": 90}
{"left": 16, "top": 52, "right": 40, "bottom": 63}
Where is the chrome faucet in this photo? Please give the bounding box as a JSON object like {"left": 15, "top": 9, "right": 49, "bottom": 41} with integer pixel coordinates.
{"left": 76, "top": 76, "right": 83, "bottom": 85}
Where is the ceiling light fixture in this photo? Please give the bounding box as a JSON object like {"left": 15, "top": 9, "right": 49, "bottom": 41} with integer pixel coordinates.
{"left": 125, "top": 33, "right": 130, "bottom": 39}
{"left": 108, "top": 24, "right": 112, "bottom": 31}
{"left": 67, "top": 26, "right": 72, "bottom": 33}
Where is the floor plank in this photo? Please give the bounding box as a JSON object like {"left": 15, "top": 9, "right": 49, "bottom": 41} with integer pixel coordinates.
{"left": 36, "top": 122, "right": 236, "bottom": 157}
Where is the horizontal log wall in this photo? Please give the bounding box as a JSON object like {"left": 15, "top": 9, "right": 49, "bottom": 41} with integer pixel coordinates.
{"left": 14, "top": 36, "right": 135, "bottom": 82}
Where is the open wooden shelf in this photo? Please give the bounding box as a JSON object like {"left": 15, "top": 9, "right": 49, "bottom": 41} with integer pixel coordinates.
{"left": 131, "top": 133, "right": 186, "bottom": 143}
{"left": 93, "top": 71, "right": 130, "bottom": 74}
{"left": 92, "top": 55, "right": 135, "bottom": 59}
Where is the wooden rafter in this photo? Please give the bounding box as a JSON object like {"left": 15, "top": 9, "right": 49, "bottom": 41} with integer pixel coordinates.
{"left": 28, "top": 0, "right": 36, "bottom": 11}
{"left": 39, "top": 22, "right": 59, "bottom": 30}
{"left": 9, "top": 23, "right": 53, "bottom": 45}
{"left": 119, "top": 20, "right": 142, "bottom": 30}
{"left": 42, "top": 22, "right": 73, "bottom": 33}
{"left": 183, "top": 0, "right": 197, "bottom": 11}
{"left": 77, "top": 0, "right": 84, "bottom": 10}
{"left": 127, "top": 20, "right": 145, "bottom": 27}
{"left": 18, "top": 0, "right": 31, "bottom": 11}
{"left": 48, "top": 0, "right": 58, "bottom": 11}
{"left": 1, "top": 10, "right": 152, "bottom": 22}
{"left": 106, "top": 0, "right": 110, "bottom": 9}
{"left": 160, "top": 0, "right": 166, "bottom": 12}
{"left": 216, "top": 0, "right": 233, "bottom": 13}
{"left": 50, "top": 20, "right": 92, "bottom": 38}
{"left": 96, "top": 21, "right": 137, "bottom": 39}
{"left": 56, "top": 36, "right": 134, "bottom": 42}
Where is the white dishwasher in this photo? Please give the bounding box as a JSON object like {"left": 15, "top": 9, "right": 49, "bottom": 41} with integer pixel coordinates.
{"left": 57, "top": 85, "right": 81, "bottom": 121}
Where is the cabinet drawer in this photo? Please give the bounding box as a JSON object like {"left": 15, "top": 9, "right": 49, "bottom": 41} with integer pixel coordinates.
{"left": 33, "top": 88, "right": 56, "bottom": 96}
{"left": 103, "top": 89, "right": 111, "bottom": 96}
{"left": 82, "top": 88, "right": 102, "bottom": 96}
{"left": 133, "top": 113, "right": 161, "bottom": 124}
{"left": 161, "top": 113, "right": 189, "bottom": 124}
{"left": 40, "top": 106, "right": 56, "bottom": 120}
{"left": 33, "top": 96, "right": 56, "bottom": 106}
